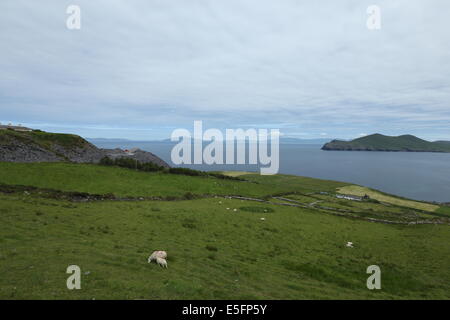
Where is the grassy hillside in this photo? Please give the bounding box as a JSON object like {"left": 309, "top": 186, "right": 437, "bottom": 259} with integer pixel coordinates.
{"left": 322, "top": 134, "right": 450, "bottom": 152}
{"left": 0, "top": 129, "right": 105, "bottom": 163}
{"left": 0, "top": 162, "right": 346, "bottom": 199}
{"left": 0, "top": 162, "right": 449, "bottom": 299}
{"left": 337, "top": 186, "right": 439, "bottom": 212}
{"left": 0, "top": 129, "right": 87, "bottom": 150}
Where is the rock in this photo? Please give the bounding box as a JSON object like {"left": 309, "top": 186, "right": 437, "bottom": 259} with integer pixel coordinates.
{"left": 102, "top": 148, "right": 170, "bottom": 168}
{"left": 0, "top": 129, "right": 169, "bottom": 168}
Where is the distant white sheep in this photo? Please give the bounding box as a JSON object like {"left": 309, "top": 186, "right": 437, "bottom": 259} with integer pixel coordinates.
{"left": 346, "top": 242, "right": 354, "bottom": 248}
{"left": 148, "top": 250, "right": 168, "bottom": 268}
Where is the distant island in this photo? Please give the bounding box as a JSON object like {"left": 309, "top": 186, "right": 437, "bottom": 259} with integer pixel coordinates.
{"left": 322, "top": 134, "right": 450, "bottom": 153}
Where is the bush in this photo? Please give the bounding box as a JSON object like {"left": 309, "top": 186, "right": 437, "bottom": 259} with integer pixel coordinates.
{"left": 168, "top": 167, "right": 205, "bottom": 176}
{"left": 183, "top": 192, "right": 196, "bottom": 200}
{"left": 168, "top": 167, "right": 245, "bottom": 181}
{"left": 99, "top": 156, "right": 164, "bottom": 172}
{"left": 100, "top": 156, "right": 245, "bottom": 181}
{"left": 99, "top": 156, "right": 114, "bottom": 166}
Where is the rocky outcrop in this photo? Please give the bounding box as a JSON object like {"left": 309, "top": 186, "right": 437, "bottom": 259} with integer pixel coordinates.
{"left": 0, "top": 142, "right": 61, "bottom": 162}
{"left": 53, "top": 142, "right": 105, "bottom": 163}
{"left": 0, "top": 129, "right": 170, "bottom": 167}
{"left": 102, "top": 148, "right": 170, "bottom": 168}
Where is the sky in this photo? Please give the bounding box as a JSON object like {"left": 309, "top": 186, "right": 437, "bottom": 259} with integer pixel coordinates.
{"left": 0, "top": 0, "right": 449, "bottom": 141}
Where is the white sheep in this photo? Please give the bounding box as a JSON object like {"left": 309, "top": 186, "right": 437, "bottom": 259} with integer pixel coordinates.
{"left": 346, "top": 242, "right": 354, "bottom": 248}
{"left": 148, "top": 250, "right": 168, "bottom": 268}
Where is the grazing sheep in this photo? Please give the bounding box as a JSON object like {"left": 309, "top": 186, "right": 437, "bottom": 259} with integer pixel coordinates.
{"left": 148, "top": 250, "right": 168, "bottom": 268}
{"left": 346, "top": 242, "right": 354, "bottom": 248}
{"left": 156, "top": 257, "right": 167, "bottom": 268}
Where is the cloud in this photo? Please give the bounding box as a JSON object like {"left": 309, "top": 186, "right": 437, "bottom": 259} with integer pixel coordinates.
{"left": 0, "top": 0, "right": 449, "bottom": 140}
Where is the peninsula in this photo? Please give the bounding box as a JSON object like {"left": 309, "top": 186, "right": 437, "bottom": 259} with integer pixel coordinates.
{"left": 322, "top": 134, "right": 450, "bottom": 152}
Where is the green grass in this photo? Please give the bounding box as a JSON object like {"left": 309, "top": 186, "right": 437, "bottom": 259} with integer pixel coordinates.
{"left": 1, "top": 195, "right": 449, "bottom": 299}
{"left": 337, "top": 185, "right": 439, "bottom": 212}
{"left": 243, "top": 173, "right": 347, "bottom": 194}
{"left": 0, "top": 163, "right": 347, "bottom": 198}
{"left": 436, "top": 206, "right": 450, "bottom": 217}
{"left": 0, "top": 163, "right": 449, "bottom": 299}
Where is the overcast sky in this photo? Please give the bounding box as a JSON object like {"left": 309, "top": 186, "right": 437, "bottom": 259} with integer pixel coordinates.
{"left": 1, "top": 0, "right": 449, "bottom": 140}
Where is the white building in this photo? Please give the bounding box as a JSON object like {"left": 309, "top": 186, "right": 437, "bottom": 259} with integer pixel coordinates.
{"left": 0, "top": 124, "right": 32, "bottom": 132}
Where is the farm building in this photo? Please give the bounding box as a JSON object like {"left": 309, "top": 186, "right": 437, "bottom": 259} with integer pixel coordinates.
{"left": 0, "top": 124, "right": 32, "bottom": 132}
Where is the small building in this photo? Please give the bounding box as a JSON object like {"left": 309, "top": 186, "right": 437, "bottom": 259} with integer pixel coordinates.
{"left": 336, "top": 194, "right": 362, "bottom": 201}
{"left": 0, "top": 124, "right": 32, "bottom": 132}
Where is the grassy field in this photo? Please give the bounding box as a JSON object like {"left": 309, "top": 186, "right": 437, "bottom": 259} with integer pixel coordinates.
{"left": 0, "top": 163, "right": 449, "bottom": 299}
{"left": 219, "top": 171, "right": 255, "bottom": 177}
{"left": 436, "top": 206, "right": 450, "bottom": 216}
{"left": 0, "top": 163, "right": 346, "bottom": 198}
{"left": 337, "top": 186, "right": 439, "bottom": 212}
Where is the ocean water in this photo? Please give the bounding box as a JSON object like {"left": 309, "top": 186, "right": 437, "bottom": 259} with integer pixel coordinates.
{"left": 92, "top": 141, "right": 450, "bottom": 203}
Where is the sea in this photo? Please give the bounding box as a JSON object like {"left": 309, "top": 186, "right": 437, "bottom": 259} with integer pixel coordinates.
{"left": 90, "top": 140, "right": 450, "bottom": 203}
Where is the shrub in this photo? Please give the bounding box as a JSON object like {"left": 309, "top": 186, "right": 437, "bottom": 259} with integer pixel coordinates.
{"left": 168, "top": 167, "right": 245, "bottom": 181}
{"left": 99, "top": 156, "right": 245, "bottom": 181}
{"left": 99, "top": 156, "right": 164, "bottom": 172}
{"left": 168, "top": 167, "right": 204, "bottom": 176}
{"left": 99, "top": 156, "right": 114, "bottom": 166}
{"left": 183, "top": 192, "right": 196, "bottom": 200}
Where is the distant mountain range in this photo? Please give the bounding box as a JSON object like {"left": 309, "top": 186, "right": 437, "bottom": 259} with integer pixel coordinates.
{"left": 322, "top": 134, "right": 450, "bottom": 153}
{"left": 279, "top": 137, "right": 331, "bottom": 144}
{"left": 87, "top": 137, "right": 331, "bottom": 145}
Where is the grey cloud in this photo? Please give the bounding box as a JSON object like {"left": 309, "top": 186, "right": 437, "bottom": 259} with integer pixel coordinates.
{"left": 0, "top": 0, "right": 449, "bottom": 140}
